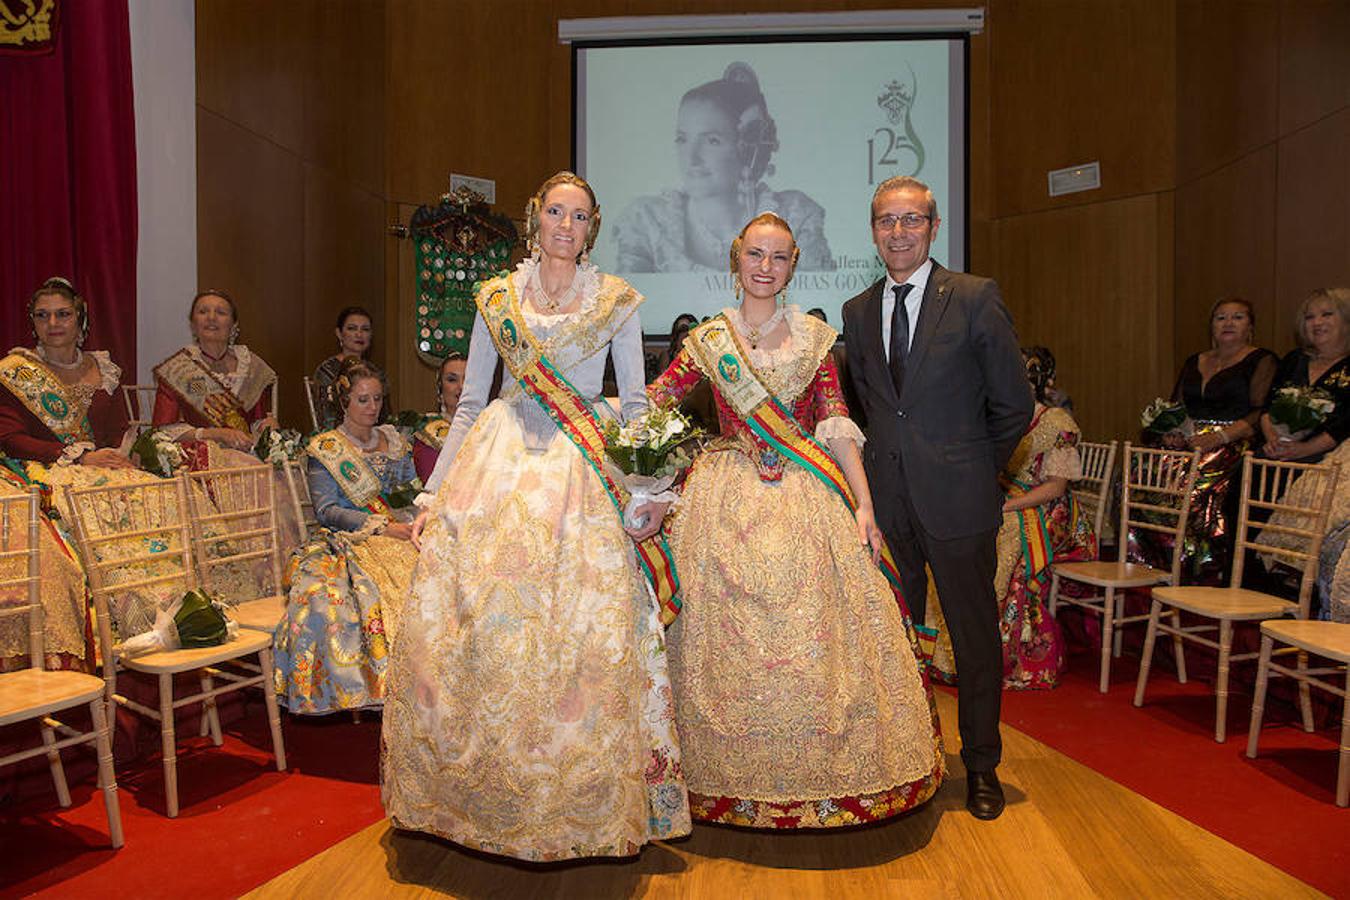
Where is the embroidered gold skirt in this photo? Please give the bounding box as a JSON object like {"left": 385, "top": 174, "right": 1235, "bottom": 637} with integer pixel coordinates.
{"left": 666, "top": 449, "right": 945, "bottom": 828}
{"left": 380, "top": 400, "right": 690, "bottom": 861}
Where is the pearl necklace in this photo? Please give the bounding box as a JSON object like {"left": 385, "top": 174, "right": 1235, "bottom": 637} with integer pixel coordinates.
{"left": 528, "top": 262, "right": 579, "bottom": 313}
{"left": 339, "top": 423, "right": 380, "bottom": 452}
{"left": 36, "top": 346, "right": 85, "bottom": 370}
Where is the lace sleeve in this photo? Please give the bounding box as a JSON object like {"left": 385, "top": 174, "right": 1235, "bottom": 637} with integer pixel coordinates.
{"left": 648, "top": 347, "right": 704, "bottom": 408}
{"left": 1039, "top": 433, "right": 1082, "bottom": 481}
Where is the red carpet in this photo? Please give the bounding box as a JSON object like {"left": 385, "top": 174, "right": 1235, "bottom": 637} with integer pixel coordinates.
{"left": 3, "top": 646, "right": 1347, "bottom": 899}
{"left": 0, "top": 710, "right": 384, "bottom": 899}
{"left": 995, "top": 640, "right": 1350, "bottom": 899}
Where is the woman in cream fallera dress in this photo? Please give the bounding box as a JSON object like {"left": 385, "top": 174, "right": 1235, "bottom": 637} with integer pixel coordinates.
{"left": 650, "top": 213, "right": 944, "bottom": 828}
{"left": 381, "top": 173, "right": 689, "bottom": 862}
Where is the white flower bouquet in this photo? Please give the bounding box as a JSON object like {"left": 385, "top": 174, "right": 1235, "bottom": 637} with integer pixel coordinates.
{"left": 253, "top": 425, "right": 303, "bottom": 467}
{"left": 131, "top": 427, "right": 187, "bottom": 478}
{"left": 601, "top": 404, "right": 702, "bottom": 529}
{"left": 1140, "top": 397, "right": 1193, "bottom": 437}
{"left": 1268, "top": 385, "right": 1335, "bottom": 442}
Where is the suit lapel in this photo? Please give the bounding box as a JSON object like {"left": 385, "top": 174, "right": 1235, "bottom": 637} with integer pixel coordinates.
{"left": 861, "top": 278, "right": 901, "bottom": 408}
{"left": 900, "top": 262, "right": 951, "bottom": 403}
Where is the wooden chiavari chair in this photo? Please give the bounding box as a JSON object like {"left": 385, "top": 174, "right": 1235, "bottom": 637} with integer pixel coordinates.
{"left": 1135, "top": 453, "right": 1340, "bottom": 742}
{"left": 184, "top": 464, "right": 286, "bottom": 634}
{"left": 1047, "top": 443, "right": 1200, "bottom": 692}
{"left": 64, "top": 476, "right": 286, "bottom": 818}
{"left": 0, "top": 488, "right": 123, "bottom": 847}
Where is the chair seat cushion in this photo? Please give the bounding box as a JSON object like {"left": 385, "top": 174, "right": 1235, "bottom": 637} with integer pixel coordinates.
{"left": 1152, "top": 586, "right": 1296, "bottom": 620}
{"left": 0, "top": 669, "right": 105, "bottom": 726}
{"left": 1260, "top": 620, "right": 1350, "bottom": 662}
{"left": 1052, "top": 560, "right": 1170, "bottom": 588}
{"left": 122, "top": 628, "right": 272, "bottom": 674}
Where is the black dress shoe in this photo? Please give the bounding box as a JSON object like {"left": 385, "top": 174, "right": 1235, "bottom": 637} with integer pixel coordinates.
{"left": 966, "top": 769, "right": 1005, "bottom": 820}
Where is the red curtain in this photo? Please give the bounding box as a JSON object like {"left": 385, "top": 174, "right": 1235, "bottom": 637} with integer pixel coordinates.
{"left": 0, "top": 0, "right": 137, "bottom": 374}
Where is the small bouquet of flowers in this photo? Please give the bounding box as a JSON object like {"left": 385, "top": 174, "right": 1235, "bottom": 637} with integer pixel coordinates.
{"left": 114, "top": 588, "right": 238, "bottom": 658}
{"left": 1267, "top": 385, "right": 1335, "bottom": 442}
{"left": 1140, "top": 397, "right": 1193, "bottom": 437}
{"left": 601, "top": 404, "right": 702, "bottom": 529}
{"left": 131, "top": 427, "right": 187, "bottom": 478}
{"left": 253, "top": 425, "right": 303, "bottom": 467}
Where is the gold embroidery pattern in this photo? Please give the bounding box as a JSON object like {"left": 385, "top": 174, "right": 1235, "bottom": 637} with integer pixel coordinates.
{"left": 666, "top": 449, "right": 944, "bottom": 809}
{"left": 381, "top": 400, "right": 690, "bottom": 861}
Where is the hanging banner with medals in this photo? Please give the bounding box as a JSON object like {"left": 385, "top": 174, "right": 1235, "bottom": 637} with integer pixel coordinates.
{"left": 0, "top": 0, "right": 58, "bottom": 55}
{"left": 410, "top": 186, "right": 517, "bottom": 363}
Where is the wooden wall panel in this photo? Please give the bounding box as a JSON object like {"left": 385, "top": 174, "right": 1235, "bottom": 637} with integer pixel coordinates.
{"left": 196, "top": 0, "right": 306, "bottom": 151}
{"left": 1172, "top": 147, "right": 1279, "bottom": 364}
{"left": 197, "top": 0, "right": 388, "bottom": 429}
{"left": 302, "top": 166, "right": 388, "bottom": 408}
{"left": 303, "top": 0, "right": 386, "bottom": 194}
{"left": 986, "top": 0, "right": 1175, "bottom": 219}
{"left": 1277, "top": 0, "right": 1350, "bottom": 136}
{"left": 196, "top": 107, "right": 306, "bottom": 425}
{"left": 1275, "top": 108, "right": 1350, "bottom": 342}
{"left": 1176, "top": 0, "right": 1278, "bottom": 184}
{"left": 990, "top": 194, "right": 1170, "bottom": 443}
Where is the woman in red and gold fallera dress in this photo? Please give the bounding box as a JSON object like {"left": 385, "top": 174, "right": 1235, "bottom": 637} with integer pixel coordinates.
{"left": 649, "top": 213, "right": 944, "bottom": 828}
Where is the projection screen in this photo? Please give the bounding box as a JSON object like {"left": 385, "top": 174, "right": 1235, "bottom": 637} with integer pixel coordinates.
{"left": 574, "top": 27, "right": 969, "bottom": 335}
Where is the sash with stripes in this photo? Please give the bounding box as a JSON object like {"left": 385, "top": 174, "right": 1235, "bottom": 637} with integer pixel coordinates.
{"left": 306, "top": 429, "right": 396, "bottom": 517}
{"left": 1008, "top": 478, "right": 1053, "bottom": 579}
{"left": 684, "top": 315, "right": 937, "bottom": 661}
{"left": 0, "top": 350, "right": 93, "bottom": 445}
{"left": 152, "top": 349, "right": 255, "bottom": 433}
{"left": 476, "top": 278, "right": 682, "bottom": 625}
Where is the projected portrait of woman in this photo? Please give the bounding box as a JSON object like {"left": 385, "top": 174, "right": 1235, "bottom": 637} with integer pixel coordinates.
{"left": 613, "top": 62, "right": 836, "bottom": 273}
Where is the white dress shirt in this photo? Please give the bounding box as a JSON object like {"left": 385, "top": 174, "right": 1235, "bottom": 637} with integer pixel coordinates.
{"left": 880, "top": 258, "right": 934, "bottom": 360}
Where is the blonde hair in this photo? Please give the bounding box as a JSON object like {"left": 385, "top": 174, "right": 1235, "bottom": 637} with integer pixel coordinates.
{"left": 728, "top": 212, "right": 800, "bottom": 280}
{"left": 1295, "top": 287, "right": 1350, "bottom": 352}
{"left": 523, "top": 171, "right": 601, "bottom": 261}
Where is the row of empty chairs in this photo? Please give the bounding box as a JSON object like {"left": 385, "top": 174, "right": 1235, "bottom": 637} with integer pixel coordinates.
{"left": 1051, "top": 440, "right": 1348, "bottom": 805}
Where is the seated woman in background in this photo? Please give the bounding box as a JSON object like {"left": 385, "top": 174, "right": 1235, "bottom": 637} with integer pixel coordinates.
{"left": 929, "top": 347, "right": 1095, "bottom": 689}
{"left": 411, "top": 352, "right": 465, "bottom": 484}
{"left": 1255, "top": 288, "right": 1350, "bottom": 622}
{"left": 150, "top": 290, "right": 304, "bottom": 554}
{"left": 0, "top": 277, "right": 143, "bottom": 673}
{"left": 1260, "top": 287, "right": 1350, "bottom": 463}
{"left": 151, "top": 290, "right": 278, "bottom": 454}
{"left": 273, "top": 358, "right": 419, "bottom": 715}
{"left": 1144, "top": 297, "right": 1277, "bottom": 582}
{"left": 311, "top": 306, "right": 377, "bottom": 431}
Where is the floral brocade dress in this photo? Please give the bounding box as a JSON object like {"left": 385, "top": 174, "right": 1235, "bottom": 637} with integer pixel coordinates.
{"left": 381, "top": 260, "right": 690, "bottom": 862}
{"left": 929, "top": 405, "right": 1095, "bottom": 689}
{"left": 272, "top": 426, "right": 419, "bottom": 714}
{"left": 649, "top": 308, "right": 944, "bottom": 829}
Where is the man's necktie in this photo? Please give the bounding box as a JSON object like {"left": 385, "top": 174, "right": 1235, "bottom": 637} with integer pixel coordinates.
{"left": 889, "top": 282, "right": 914, "bottom": 396}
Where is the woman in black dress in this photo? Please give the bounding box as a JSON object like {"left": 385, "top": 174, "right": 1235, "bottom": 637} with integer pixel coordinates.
{"left": 1143, "top": 297, "right": 1276, "bottom": 581}
{"left": 1260, "top": 287, "right": 1350, "bottom": 463}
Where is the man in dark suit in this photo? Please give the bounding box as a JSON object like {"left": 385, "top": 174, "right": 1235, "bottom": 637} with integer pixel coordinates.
{"left": 841, "top": 176, "right": 1033, "bottom": 820}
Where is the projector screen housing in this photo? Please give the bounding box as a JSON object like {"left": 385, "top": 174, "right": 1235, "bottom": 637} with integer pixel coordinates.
{"left": 572, "top": 23, "right": 970, "bottom": 336}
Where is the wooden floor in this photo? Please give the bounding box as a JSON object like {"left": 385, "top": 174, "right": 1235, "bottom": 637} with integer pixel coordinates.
{"left": 246, "top": 692, "right": 1324, "bottom": 899}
